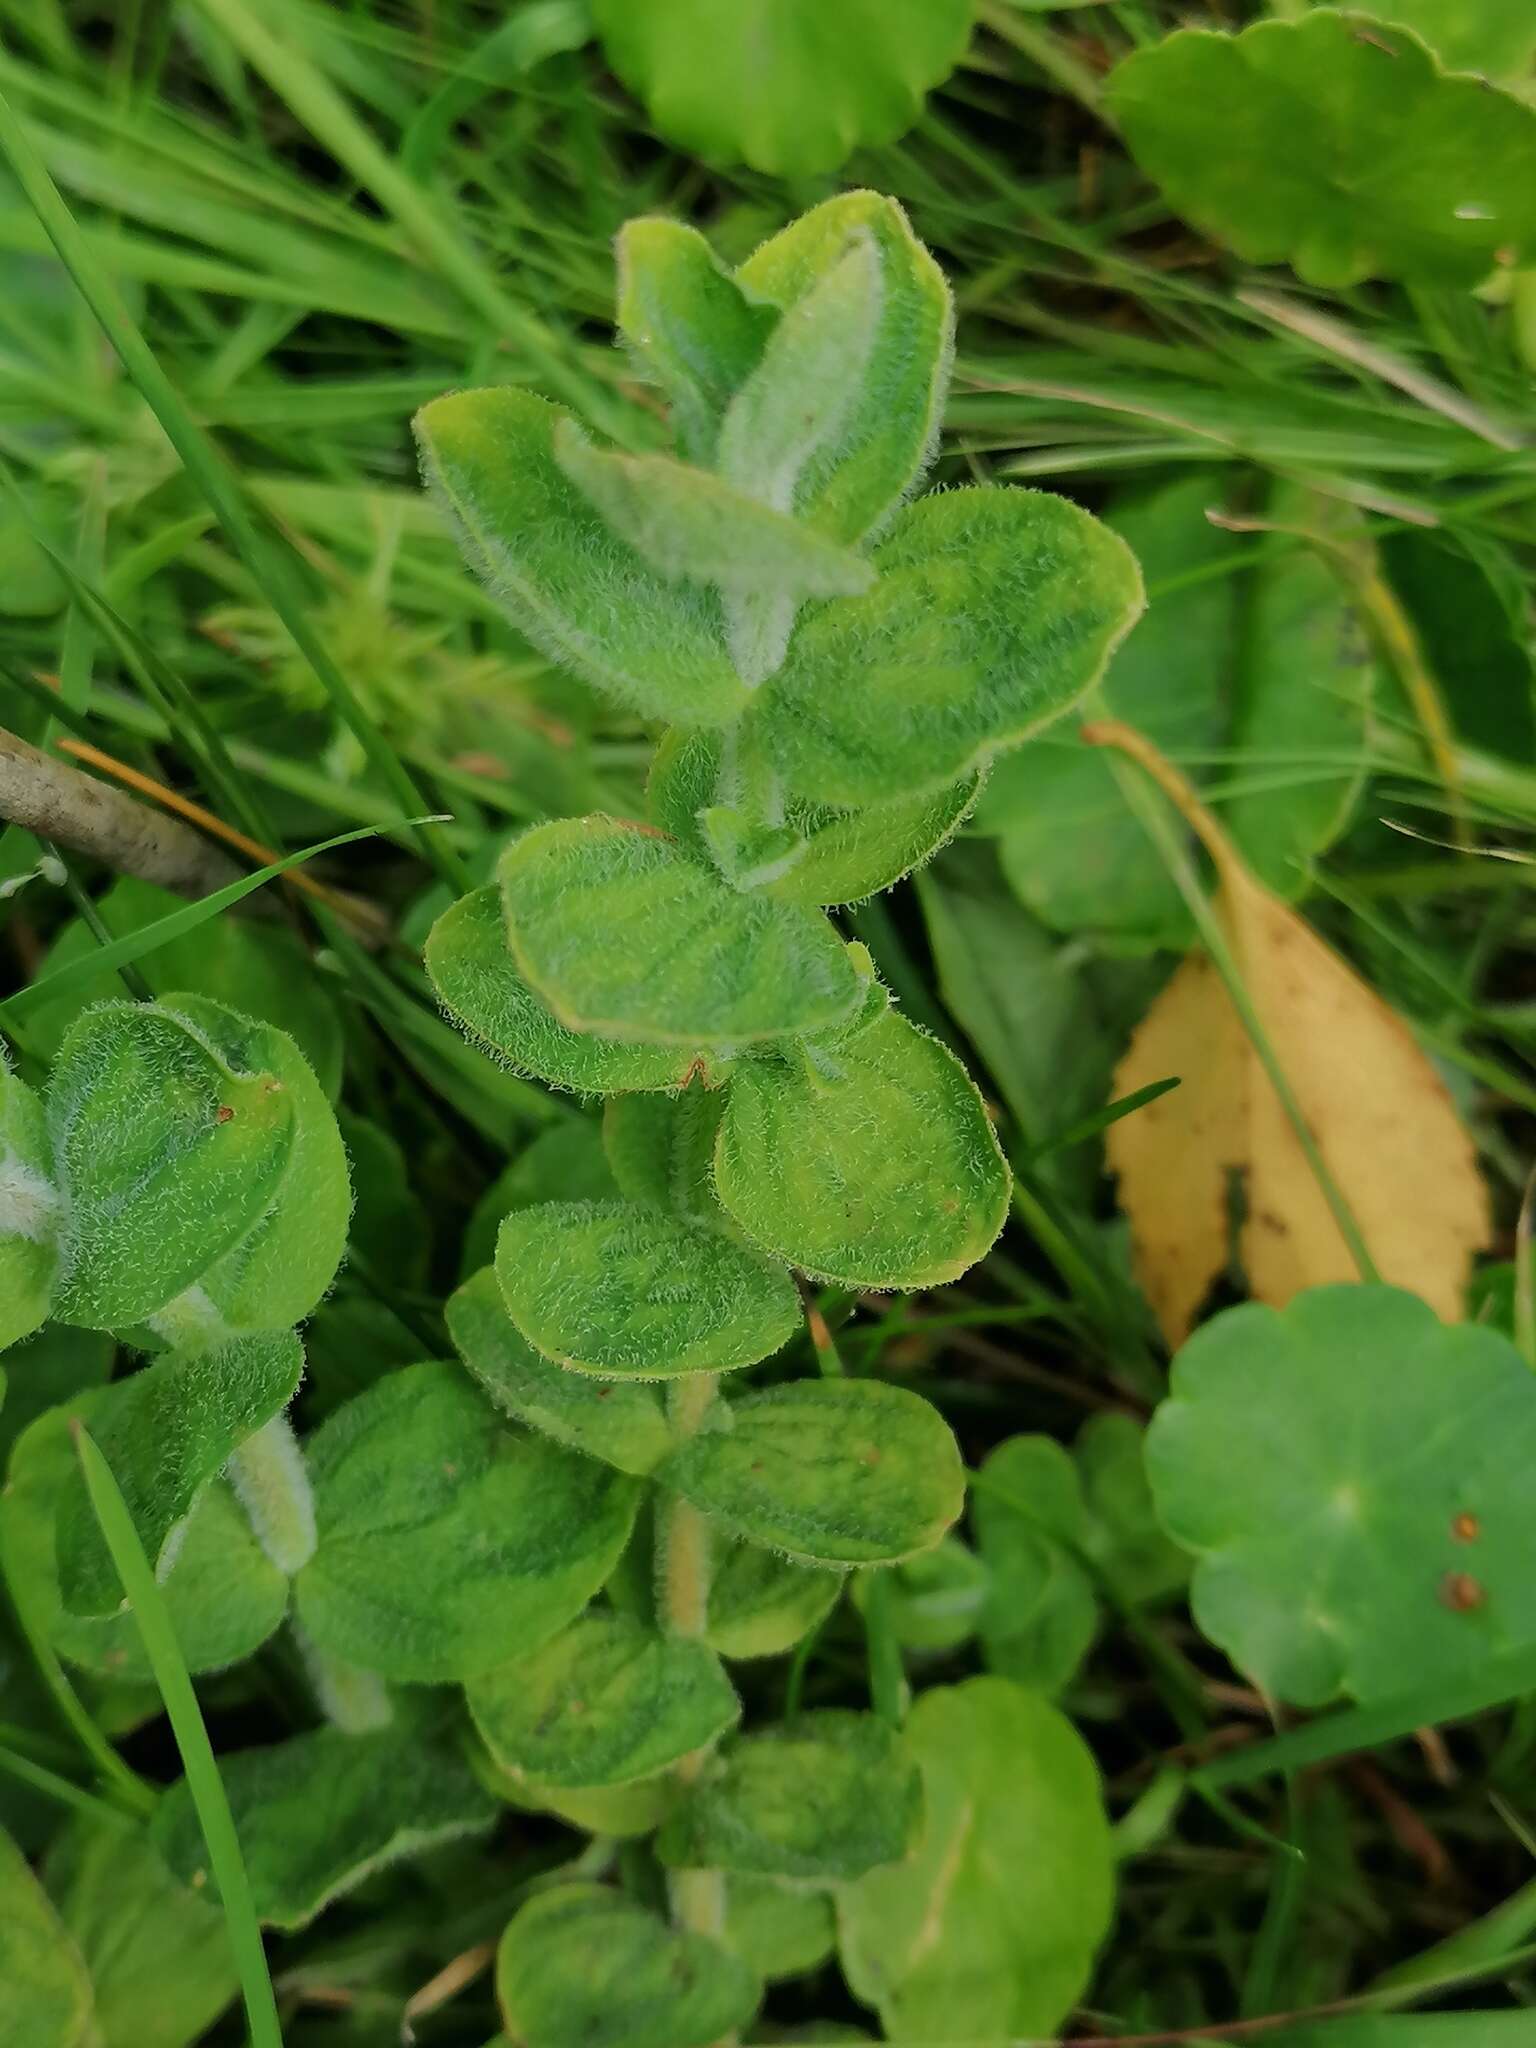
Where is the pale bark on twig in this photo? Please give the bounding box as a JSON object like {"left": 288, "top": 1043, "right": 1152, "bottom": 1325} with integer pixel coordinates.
{"left": 0, "top": 723, "right": 245, "bottom": 898}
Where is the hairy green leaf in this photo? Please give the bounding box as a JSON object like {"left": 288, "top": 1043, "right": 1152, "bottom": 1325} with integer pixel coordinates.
{"left": 554, "top": 421, "right": 875, "bottom": 604}
{"left": 0, "top": 1059, "right": 59, "bottom": 1352}
{"left": 47, "top": 1819, "right": 236, "bottom": 2048}
{"left": 415, "top": 386, "right": 746, "bottom": 726}
{"left": 838, "top": 1677, "right": 1114, "bottom": 2041}
{"left": 152, "top": 1714, "right": 496, "bottom": 1930}
{"left": 497, "top": 1884, "right": 761, "bottom": 2048}
{"left": 46, "top": 1002, "right": 294, "bottom": 1328}
{"left": 467, "top": 1610, "right": 739, "bottom": 1788}
{"left": 0, "top": 1821, "right": 95, "bottom": 2048}
{"left": 500, "top": 816, "right": 863, "bottom": 1046}
{"left": 615, "top": 217, "right": 776, "bottom": 463}
{"left": 447, "top": 1266, "right": 671, "bottom": 1474}
{"left": 57, "top": 1333, "right": 303, "bottom": 1617}
{"left": 649, "top": 726, "right": 980, "bottom": 907}
{"left": 152, "top": 996, "right": 350, "bottom": 1340}
{"left": 601, "top": 1089, "right": 724, "bottom": 1224}
{"left": 25, "top": 876, "right": 343, "bottom": 1099}
{"left": 462, "top": 1119, "right": 618, "bottom": 1279}
{"left": 4, "top": 1404, "right": 287, "bottom": 1686}
{"left": 1108, "top": 12, "right": 1536, "bottom": 287}
{"left": 705, "top": 1538, "right": 845, "bottom": 1660}
{"left": 746, "top": 485, "right": 1144, "bottom": 808}
{"left": 427, "top": 887, "right": 722, "bottom": 1093}
{"left": 658, "top": 1709, "right": 920, "bottom": 1880}
{"left": 658, "top": 1380, "right": 964, "bottom": 1566}
{"left": 725, "top": 1875, "right": 836, "bottom": 1982}
{"left": 1148, "top": 1286, "right": 1536, "bottom": 1708}
{"left": 735, "top": 191, "right": 955, "bottom": 543}
{"left": 496, "top": 1200, "right": 800, "bottom": 1379}
{"left": 296, "top": 1362, "right": 638, "bottom": 1681}
{"left": 715, "top": 1010, "right": 1009, "bottom": 1289}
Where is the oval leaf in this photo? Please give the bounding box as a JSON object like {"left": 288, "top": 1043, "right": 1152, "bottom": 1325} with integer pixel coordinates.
{"left": 657, "top": 1379, "right": 964, "bottom": 1566}
{"left": 496, "top": 1201, "right": 800, "bottom": 1380}
{"left": 657, "top": 1709, "right": 921, "bottom": 1880}
{"left": 497, "top": 1884, "right": 761, "bottom": 2048}
{"left": 414, "top": 386, "right": 747, "bottom": 727}
{"left": 716, "top": 1010, "right": 1009, "bottom": 1289}
{"left": 704, "top": 1537, "right": 845, "bottom": 1660}
{"left": 746, "top": 484, "right": 1144, "bottom": 809}
{"left": 467, "top": 1611, "right": 739, "bottom": 1789}
{"left": 426, "top": 887, "right": 721, "bottom": 1094}
{"left": 295, "top": 1362, "right": 639, "bottom": 1681}
{"left": 839, "top": 1677, "right": 1114, "bottom": 2042}
{"left": 46, "top": 1002, "right": 295, "bottom": 1328}
{"left": 500, "top": 817, "right": 863, "bottom": 1047}
{"left": 447, "top": 1266, "right": 671, "bottom": 1475}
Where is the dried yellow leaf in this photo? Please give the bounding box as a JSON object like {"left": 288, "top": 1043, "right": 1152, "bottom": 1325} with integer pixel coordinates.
{"left": 1090, "top": 721, "right": 1488, "bottom": 1345}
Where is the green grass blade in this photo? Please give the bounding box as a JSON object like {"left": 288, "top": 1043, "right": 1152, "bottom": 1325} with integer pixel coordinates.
{"left": 0, "top": 815, "right": 439, "bottom": 1024}
{"left": 0, "top": 74, "right": 468, "bottom": 894}
{"left": 72, "top": 1423, "right": 283, "bottom": 2048}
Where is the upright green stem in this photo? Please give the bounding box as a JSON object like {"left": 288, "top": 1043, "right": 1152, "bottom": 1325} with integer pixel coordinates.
{"left": 657, "top": 1373, "right": 729, "bottom": 1953}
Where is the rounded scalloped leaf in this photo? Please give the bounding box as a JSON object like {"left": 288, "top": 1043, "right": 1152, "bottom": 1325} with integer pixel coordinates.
{"left": 497, "top": 1884, "right": 762, "bottom": 2048}
{"left": 46, "top": 1002, "right": 295, "bottom": 1329}
{"left": 657, "top": 1379, "right": 965, "bottom": 1566}
{"left": 715, "top": 1009, "right": 1010, "bottom": 1290}
{"left": 466, "top": 1611, "right": 740, "bottom": 1789}
{"left": 414, "top": 386, "right": 746, "bottom": 728}
{"left": 592, "top": 1, "right": 975, "bottom": 178}
{"left": 295, "top": 1363, "right": 639, "bottom": 1681}
{"left": 1107, "top": 12, "right": 1536, "bottom": 289}
{"left": 500, "top": 817, "right": 863, "bottom": 1048}
{"left": 838, "top": 1677, "right": 1113, "bottom": 2041}
{"left": 0, "top": 1061, "right": 59, "bottom": 1352}
{"left": 1147, "top": 1285, "right": 1536, "bottom": 1708}
{"left": 745, "top": 485, "right": 1145, "bottom": 809}
{"left": 446, "top": 1266, "right": 671, "bottom": 1475}
{"left": 1336, "top": 0, "right": 1536, "bottom": 78}
{"left": 657, "top": 1708, "right": 921, "bottom": 1881}
{"left": 426, "top": 887, "right": 722, "bottom": 1095}
{"left": 495, "top": 1200, "right": 800, "bottom": 1380}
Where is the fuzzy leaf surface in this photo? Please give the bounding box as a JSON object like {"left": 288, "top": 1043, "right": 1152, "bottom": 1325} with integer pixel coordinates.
{"left": 716, "top": 1009, "right": 1009, "bottom": 1289}
{"left": 746, "top": 485, "right": 1144, "bottom": 808}
{"left": 447, "top": 1266, "right": 671, "bottom": 1474}
{"left": 838, "top": 1677, "right": 1113, "bottom": 2041}
{"left": 496, "top": 1200, "right": 800, "bottom": 1379}
{"left": 57, "top": 1332, "right": 303, "bottom": 1616}
{"left": 415, "top": 386, "right": 746, "bottom": 725}
{"left": 427, "top": 887, "right": 721, "bottom": 1093}
{"left": 500, "top": 817, "right": 862, "bottom": 1046}
{"left": 296, "top": 1362, "right": 638, "bottom": 1680}
{"left": 0, "top": 1061, "right": 58, "bottom": 1352}
{"left": 467, "top": 1610, "right": 739, "bottom": 1789}
{"left": 657, "top": 1379, "right": 964, "bottom": 1566}
{"left": 497, "top": 1883, "right": 761, "bottom": 2048}
{"left": 1148, "top": 1287, "right": 1536, "bottom": 1708}
{"left": 658, "top": 1709, "right": 920, "bottom": 1880}
{"left": 1107, "top": 13, "right": 1536, "bottom": 287}
{"left": 46, "top": 1002, "right": 294, "bottom": 1328}
{"left": 704, "top": 1539, "right": 845, "bottom": 1660}
{"left": 152, "top": 1714, "right": 496, "bottom": 1930}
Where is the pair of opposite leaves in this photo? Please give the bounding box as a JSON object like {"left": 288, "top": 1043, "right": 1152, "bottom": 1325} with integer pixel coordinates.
{"left": 1097, "top": 723, "right": 1487, "bottom": 1344}
{"left": 0, "top": 994, "right": 349, "bottom": 1352}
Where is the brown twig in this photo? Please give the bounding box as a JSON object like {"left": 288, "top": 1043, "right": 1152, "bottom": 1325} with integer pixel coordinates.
{"left": 0, "top": 723, "right": 243, "bottom": 899}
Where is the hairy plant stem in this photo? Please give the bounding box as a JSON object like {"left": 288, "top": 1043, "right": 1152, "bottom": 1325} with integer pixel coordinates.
{"left": 657, "top": 1373, "right": 731, "bottom": 1981}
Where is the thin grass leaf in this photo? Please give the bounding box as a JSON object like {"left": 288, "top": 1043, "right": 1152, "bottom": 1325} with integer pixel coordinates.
{"left": 72, "top": 1422, "right": 283, "bottom": 2048}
